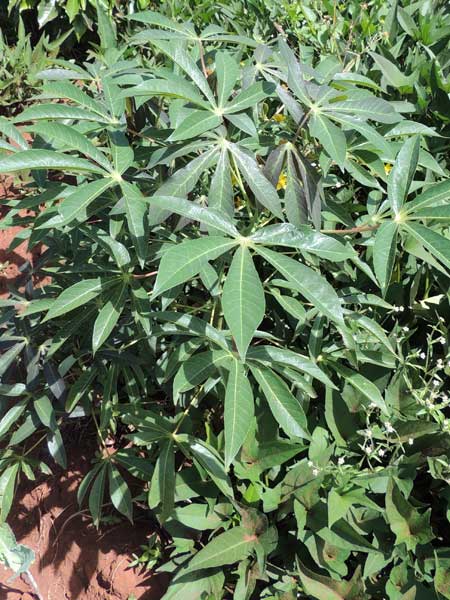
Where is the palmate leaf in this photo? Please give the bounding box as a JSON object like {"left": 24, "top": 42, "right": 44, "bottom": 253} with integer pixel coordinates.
{"left": 58, "top": 178, "right": 114, "bottom": 224}
{"left": 40, "top": 81, "right": 110, "bottom": 118}
{"left": 216, "top": 51, "right": 240, "bottom": 108}
{"left": 108, "top": 464, "right": 133, "bottom": 522}
{"left": 14, "top": 104, "right": 109, "bottom": 124}
{"left": 121, "top": 181, "right": 149, "bottom": 268}
{"left": 153, "top": 236, "right": 236, "bottom": 297}
{"left": 168, "top": 110, "right": 222, "bottom": 141}
{"left": 405, "top": 179, "right": 450, "bottom": 213}
{"left": 223, "top": 81, "right": 275, "bottom": 114}
{"left": 224, "top": 359, "right": 254, "bottom": 469}
{"left": 120, "top": 77, "right": 210, "bottom": 109}
{"left": 222, "top": 246, "right": 265, "bottom": 359}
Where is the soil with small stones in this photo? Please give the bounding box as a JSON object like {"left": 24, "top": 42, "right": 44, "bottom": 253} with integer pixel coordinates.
{"left": 0, "top": 430, "right": 168, "bottom": 600}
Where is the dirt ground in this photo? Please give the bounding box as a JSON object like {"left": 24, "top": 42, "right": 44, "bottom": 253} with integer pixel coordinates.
{"left": 0, "top": 432, "right": 168, "bottom": 600}
{"left": 0, "top": 175, "right": 50, "bottom": 299}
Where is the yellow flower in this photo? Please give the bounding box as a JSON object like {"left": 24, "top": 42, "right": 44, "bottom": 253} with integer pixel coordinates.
{"left": 384, "top": 163, "right": 393, "bottom": 175}
{"left": 277, "top": 172, "right": 288, "bottom": 190}
{"left": 272, "top": 113, "right": 285, "bottom": 123}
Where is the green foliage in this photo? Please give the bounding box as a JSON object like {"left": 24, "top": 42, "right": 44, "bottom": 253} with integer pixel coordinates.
{"left": 1, "top": 2, "right": 450, "bottom": 599}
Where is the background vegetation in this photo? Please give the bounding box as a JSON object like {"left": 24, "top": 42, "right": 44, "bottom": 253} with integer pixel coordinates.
{"left": 1, "top": 1, "right": 450, "bottom": 598}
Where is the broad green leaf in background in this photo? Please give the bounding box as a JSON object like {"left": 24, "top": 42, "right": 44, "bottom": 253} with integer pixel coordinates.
{"left": 404, "top": 223, "right": 450, "bottom": 270}
{"left": 92, "top": 283, "right": 128, "bottom": 354}
{"left": 309, "top": 113, "right": 346, "bottom": 167}
{"left": 186, "top": 526, "right": 256, "bottom": 572}
{"left": 148, "top": 438, "right": 175, "bottom": 523}
{"left": 108, "top": 464, "right": 133, "bottom": 522}
{"left": 44, "top": 278, "right": 117, "bottom": 321}
{"left": 121, "top": 181, "right": 149, "bottom": 268}
{"left": 222, "top": 245, "right": 265, "bottom": 359}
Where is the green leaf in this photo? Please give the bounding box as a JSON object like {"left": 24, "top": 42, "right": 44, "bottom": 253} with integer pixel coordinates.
{"left": 0, "top": 523, "right": 34, "bottom": 575}
{"left": 250, "top": 365, "right": 309, "bottom": 439}
{"left": 45, "top": 278, "right": 116, "bottom": 321}
{"left": 121, "top": 78, "right": 210, "bottom": 110}
{"left": 14, "top": 104, "right": 109, "bottom": 124}
{"left": 108, "top": 464, "right": 133, "bottom": 522}
{"left": 298, "top": 561, "right": 364, "bottom": 600}
{"left": 209, "top": 148, "right": 234, "bottom": 220}
{"left": 41, "top": 81, "right": 110, "bottom": 118}
{"left": 186, "top": 526, "right": 256, "bottom": 572}
{"left": 121, "top": 181, "right": 149, "bottom": 268}
{"left": 153, "top": 236, "right": 236, "bottom": 297}
{"left": 148, "top": 438, "right": 175, "bottom": 523}
{"left": 388, "top": 136, "right": 420, "bottom": 215}
{"left": 373, "top": 221, "right": 398, "bottom": 293}
{"left": 0, "top": 465, "right": 19, "bottom": 522}
{"left": 0, "top": 116, "right": 29, "bottom": 150}
{"left": 224, "top": 81, "right": 275, "bottom": 114}
{"left": 92, "top": 283, "right": 128, "bottom": 354}
{"left": 309, "top": 113, "right": 346, "bottom": 167}
{"left": 411, "top": 206, "right": 450, "bottom": 220}
{"left": 228, "top": 143, "right": 283, "bottom": 219}
{"left": 404, "top": 223, "right": 450, "bottom": 270}
{"left": 255, "top": 246, "right": 346, "bottom": 328}
{"left": 0, "top": 342, "right": 26, "bottom": 377}
{"left": 109, "top": 130, "right": 134, "bottom": 175}
{"left": 58, "top": 178, "right": 113, "bottom": 224}
{"left": 216, "top": 51, "right": 239, "bottom": 108}
{"left": 222, "top": 246, "right": 265, "bottom": 359}
{"left": 251, "top": 224, "right": 356, "bottom": 262}
{"left": 405, "top": 179, "right": 450, "bottom": 213}
{"left": 177, "top": 436, "right": 233, "bottom": 498}
{"left": 65, "top": 367, "right": 97, "bottom": 413}
{"left": 370, "top": 52, "right": 417, "bottom": 88}
{"left": 33, "top": 395, "right": 56, "bottom": 428}
{"left": 173, "top": 350, "right": 232, "bottom": 398}
{"left": 0, "top": 398, "right": 28, "bottom": 439}
{"left": 28, "top": 122, "right": 110, "bottom": 170}
{"left": 0, "top": 149, "right": 105, "bottom": 175}
{"left": 386, "top": 478, "right": 433, "bottom": 551}
{"left": 169, "top": 110, "right": 221, "bottom": 141}
{"left": 333, "top": 364, "right": 387, "bottom": 414}
{"left": 323, "top": 97, "right": 397, "bottom": 123}
{"left": 224, "top": 359, "right": 254, "bottom": 469}
{"left": 148, "top": 195, "right": 238, "bottom": 237}
{"left": 89, "top": 464, "right": 107, "bottom": 528}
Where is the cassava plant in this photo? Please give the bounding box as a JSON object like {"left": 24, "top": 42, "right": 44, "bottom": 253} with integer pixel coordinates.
{"left": 1, "top": 5, "right": 450, "bottom": 599}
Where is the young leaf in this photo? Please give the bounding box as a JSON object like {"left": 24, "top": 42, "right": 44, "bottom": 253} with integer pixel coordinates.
{"left": 222, "top": 246, "right": 265, "bottom": 359}
{"left": 216, "top": 52, "right": 239, "bottom": 108}
{"left": 309, "top": 113, "right": 346, "bottom": 167}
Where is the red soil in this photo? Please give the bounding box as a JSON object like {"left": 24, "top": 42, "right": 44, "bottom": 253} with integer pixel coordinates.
{"left": 0, "top": 435, "right": 168, "bottom": 600}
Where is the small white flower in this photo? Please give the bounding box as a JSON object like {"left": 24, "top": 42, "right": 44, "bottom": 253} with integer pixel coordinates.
{"left": 419, "top": 352, "right": 426, "bottom": 360}
{"left": 437, "top": 359, "right": 444, "bottom": 367}
{"left": 408, "top": 438, "right": 413, "bottom": 445}
{"left": 442, "top": 394, "right": 449, "bottom": 402}
{"left": 369, "top": 401, "right": 377, "bottom": 409}
{"left": 308, "top": 460, "right": 314, "bottom": 467}
{"left": 335, "top": 182, "right": 342, "bottom": 188}
{"left": 378, "top": 449, "right": 385, "bottom": 457}
{"left": 439, "top": 337, "right": 446, "bottom": 344}
{"left": 393, "top": 306, "right": 400, "bottom": 313}
{"left": 400, "top": 306, "right": 405, "bottom": 312}
{"left": 311, "top": 162, "right": 317, "bottom": 167}
{"left": 433, "top": 379, "right": 440, "bottom": 387}
{"left": 403, "top": 326, "right": 409, "bottom": 333}
{"left": 312, "top": 468, "right": 320, "bottom": 476}
{"left": 365, "top": 446, "right": 372, "bottom": 455}
{"left": 338, "top": 457, "right": 345, "bottom": 465}
{"left": 365, "top": 429, "right": 373, "bottom": 438}
{"left": 425, "top": 399, "right": 433, "bottom": 408}
{"left": 384, "top": 421, "right": 394, "bottom": 433}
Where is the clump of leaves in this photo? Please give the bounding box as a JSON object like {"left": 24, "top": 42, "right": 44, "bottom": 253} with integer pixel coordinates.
{"left": 1, "top": 5, "right": 450, "bottom": 600}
